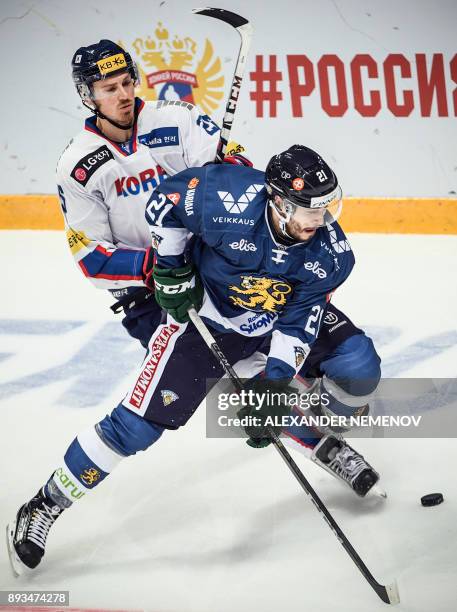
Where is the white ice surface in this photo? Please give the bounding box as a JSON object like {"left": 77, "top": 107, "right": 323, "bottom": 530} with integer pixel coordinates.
{"left": 0, "top": 231, "right": 456, "bottom": 612}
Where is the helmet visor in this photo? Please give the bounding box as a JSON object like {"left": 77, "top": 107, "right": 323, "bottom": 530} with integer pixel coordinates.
{"left": 284, "top": 185, "right": 343, "bottom": 228}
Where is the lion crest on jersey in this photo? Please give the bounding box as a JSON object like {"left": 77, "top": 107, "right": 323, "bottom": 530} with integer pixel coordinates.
{"left": 122, "top": 22, "right": 224, "bottom": 115}
{"left": 80, "top": 468, "right": 101, "bottom": 486}
{"left": 229, "top": 276, "right": 292, "bottom": 313}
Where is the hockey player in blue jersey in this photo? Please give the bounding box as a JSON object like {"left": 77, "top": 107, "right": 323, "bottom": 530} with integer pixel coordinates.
{"left": 7, "top": 146, "right": 381, "bottom": 575}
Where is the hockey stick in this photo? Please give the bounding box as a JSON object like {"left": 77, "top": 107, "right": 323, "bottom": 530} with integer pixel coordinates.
{"left": 187, "top": 306, "right": 400, "bottom": 606}
{"left": 192, "top": 7, "right": 253, "bottom": 161}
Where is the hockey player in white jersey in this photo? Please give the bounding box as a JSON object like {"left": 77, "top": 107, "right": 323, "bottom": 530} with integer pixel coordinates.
{"left": 57, "top": 39, "right": 250, "bottom": 345}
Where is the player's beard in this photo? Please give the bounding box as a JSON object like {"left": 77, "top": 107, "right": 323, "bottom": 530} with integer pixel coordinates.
{"left": 117, "top": 104, "right": 134, "bottom": 127}
{"left": 287, "top": 219, "right": 319, "bottom": 242}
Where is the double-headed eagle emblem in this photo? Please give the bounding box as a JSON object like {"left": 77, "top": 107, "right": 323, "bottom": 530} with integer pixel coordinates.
{"left": 120, "top": 22, "right": 224, "bottom": 115}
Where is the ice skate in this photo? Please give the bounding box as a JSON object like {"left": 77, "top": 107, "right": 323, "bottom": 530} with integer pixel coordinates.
{"left": 312, "top": 435, "right": 380, "bottom": 497}
{"left": 6, "top": 487, "right": 64, "bottom": 576}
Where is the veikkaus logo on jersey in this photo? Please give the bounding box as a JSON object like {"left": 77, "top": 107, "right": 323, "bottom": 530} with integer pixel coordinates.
{"left": 71, "top": 146, "right": 114, "bottom": 187}
{"left": 327, "top": 225, "right": 352, "bottom": 254}
{"left": 304, "top": 260, "right": 327, "bottom": 279}
{"left": 212, "top": 216, "right": 254, "bottom": 226}
{"left": 218, "top": 184, "right": 264, "bottom": 214}
{"left": 229, "top": 239, "right": 257, "bottom": 252}
{"left": 115, "top": 167, "right": 166, "bottom": 197}
{"left": 320, "top": 240, "right": 341, "bottom": 271}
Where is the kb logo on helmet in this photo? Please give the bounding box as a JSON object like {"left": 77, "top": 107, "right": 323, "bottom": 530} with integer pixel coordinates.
{"left": 97, "top": 54, "right": 127, "bottom": 75}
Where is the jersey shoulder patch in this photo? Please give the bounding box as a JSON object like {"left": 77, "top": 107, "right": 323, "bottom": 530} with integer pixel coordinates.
{"left": 70, "top": 145, "right": 114, "bottom": 187}
{"left": 155, "top": 100, "right": 195, "bottom": 112}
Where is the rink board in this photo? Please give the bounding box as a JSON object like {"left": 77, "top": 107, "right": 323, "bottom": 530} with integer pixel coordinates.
{"left": 1, "top": 195, "right": 457, "bottom": 233}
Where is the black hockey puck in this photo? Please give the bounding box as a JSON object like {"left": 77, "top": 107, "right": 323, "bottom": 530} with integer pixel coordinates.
{"left": 421, "top": 493, "right": 444, "bottom": 507}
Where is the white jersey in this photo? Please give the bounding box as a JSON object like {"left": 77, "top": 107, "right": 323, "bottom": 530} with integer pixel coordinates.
{"left": 56, "top": 98, "right": 219, "bottom": 291}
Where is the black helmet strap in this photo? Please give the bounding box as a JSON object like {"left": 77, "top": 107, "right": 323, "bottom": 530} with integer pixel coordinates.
{"left": 81, "top": 90, "right": 136, "bottom": 131}
{"left": 94, "top": 105, "right": 135, "bottom": 131}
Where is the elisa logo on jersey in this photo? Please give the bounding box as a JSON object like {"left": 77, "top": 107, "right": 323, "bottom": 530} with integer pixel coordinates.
{"left": 71, "top": 146, "right": 114, "bottom": 187}
{"left": 229, "top": 275, "right": 292, "bottom": 313}
{"left": 123, "top": 22, "right": 224, "bottom": 113}
{"left": 229, "top": 239, "right": 257, "bottom": 252}
{"left": 292, "top": 178, "right": 304, "bottom": 191}
{"left": 188, "top": 177, "right": 199, "bottom": 189}
{"left": 218, "top": 184, "right": 264, "bottom": 214}
{"left": 304, "top": 260, "right": 328, "bottom": 279}
{"left": 115, "top": 167, "right": 166, "bottom": 197}
{"left": 167, "top": 192, "right": 181, "bottom": 205}
{"left": 80, "top": 468, "right": 101, "bottom": 487}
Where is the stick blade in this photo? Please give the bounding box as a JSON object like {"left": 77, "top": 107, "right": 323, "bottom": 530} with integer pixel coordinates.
{"left": 385, "top": 581, "right": 401, "bottom": 605}
{"left": 375, "top": 580, "right": 400, "bottom": 605}
{"left": 192, "top": 7, "right": 249, "bottom": 29}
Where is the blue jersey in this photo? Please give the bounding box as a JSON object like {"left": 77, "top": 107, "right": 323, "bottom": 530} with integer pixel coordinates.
{"left": 146, "top": 164, "right": 355, "bottom": 379}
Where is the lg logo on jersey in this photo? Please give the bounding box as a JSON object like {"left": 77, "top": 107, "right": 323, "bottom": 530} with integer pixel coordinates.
{"left": 114, "top": 167, "right": 167, "bottom": 197}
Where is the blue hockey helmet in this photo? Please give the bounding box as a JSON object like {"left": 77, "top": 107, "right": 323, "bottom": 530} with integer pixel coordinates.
{"left": 265, "top": 145, "right": 343, "bottom": 241}
{"left": 265, "top": 145, "right": 341, "bottom": 209}
{"left": 71, "top": 40, "right": 139, "bottom": 108}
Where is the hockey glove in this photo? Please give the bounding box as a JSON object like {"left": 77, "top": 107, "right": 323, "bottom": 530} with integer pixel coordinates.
{"left": 153, "top": 264, "right": 203, "bottom": 324}
{"left": 223, "top": 153, "right": 253, "bottom": 167}
{"left": 142, "top": 247, "right": 155, "bottom": 291}
{"left": 237, "top": 378, "right": 293, "bottom": 448}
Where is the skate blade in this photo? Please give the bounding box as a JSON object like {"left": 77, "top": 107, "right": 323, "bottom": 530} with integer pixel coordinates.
{"left": 370, "top": 483, "right": 387, "bottom": 499}
{"left": 5, "top": 522, "right": 25, "bottom": 578}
